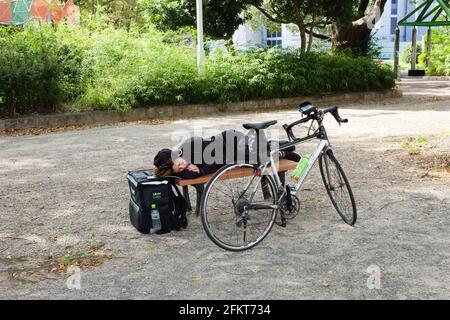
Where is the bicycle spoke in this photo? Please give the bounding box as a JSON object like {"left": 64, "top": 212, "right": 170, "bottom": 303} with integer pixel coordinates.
{"left": 202, "top": 164, "right": 276, "bottom": 250}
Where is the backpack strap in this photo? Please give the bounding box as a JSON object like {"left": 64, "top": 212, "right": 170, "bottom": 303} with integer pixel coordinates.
{"left": 169, "top": 180, "right": 188, "bottom": 230}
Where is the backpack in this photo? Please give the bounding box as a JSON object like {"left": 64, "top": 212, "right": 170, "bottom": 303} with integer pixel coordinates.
{"left": 127, "top": 169, "right": 188, "bottom": 234}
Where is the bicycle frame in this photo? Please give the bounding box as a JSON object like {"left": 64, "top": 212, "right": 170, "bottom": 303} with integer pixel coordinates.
{"left": 243, "top": 136, "right": 330, "bottom": 212}
{"left": 243, "top": 116, "right": 332, "bottom": 209}
{"left": 269, "top": 139, "right": 329, "bottom": 193}
{"left": 263, "top": 118, "right": 331, "bottom": 201}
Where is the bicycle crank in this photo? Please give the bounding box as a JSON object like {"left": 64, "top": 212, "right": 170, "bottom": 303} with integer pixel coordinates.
{"left": 283, "top": 194, "right": 300, "bottom": 220}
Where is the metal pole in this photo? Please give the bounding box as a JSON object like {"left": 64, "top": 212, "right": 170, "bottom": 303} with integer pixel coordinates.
{"left": 394, "top": 27, "right": 400, "bottom": 79}
{"left": 196, "top": 0, "right": 206, "bottom": 75}
{"left": 411, "top": 26, "right": 417, "bottom": 71}
{"left": 426, "top": 26, "right": 432, "bottom": 68}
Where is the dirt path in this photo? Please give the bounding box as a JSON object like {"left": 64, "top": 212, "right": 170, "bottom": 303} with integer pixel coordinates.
{"left": 0, "top": 79, "right": 449, "bottom": 299}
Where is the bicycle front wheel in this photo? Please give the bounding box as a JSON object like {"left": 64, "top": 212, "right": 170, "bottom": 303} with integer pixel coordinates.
{"left": 319, "top": 150, "right": 357, "bottom": 225}
{"left": 200, "top": 163, "right": 278, "bottom": 251}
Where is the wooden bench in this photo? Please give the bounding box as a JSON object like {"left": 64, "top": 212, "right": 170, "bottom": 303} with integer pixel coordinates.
{"left": 175, "top": 159, "right": 297, "bottom": 215}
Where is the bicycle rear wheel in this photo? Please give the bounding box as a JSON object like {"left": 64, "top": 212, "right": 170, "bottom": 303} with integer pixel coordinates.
{"left": 319, "top": 150, "right": 357, "bottom": 225}
{"left": 200, "top": 163, "right": 278, "bottom": 251}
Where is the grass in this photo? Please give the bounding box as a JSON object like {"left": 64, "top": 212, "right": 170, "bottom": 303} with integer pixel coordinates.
{"left": 57, "top": 246, "right": 111, "bottom": 269}
{"left": 400, "top": 134, "right": 450, "bottom": 177}
{"left": 7, "top": 231, "right": 113, "bottom": 283}
{"left": 401, "top": 135, "right": 429, "bottom": 155}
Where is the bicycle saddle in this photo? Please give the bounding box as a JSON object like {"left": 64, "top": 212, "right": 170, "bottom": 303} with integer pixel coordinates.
{"left": 242, "top": 120, "right": 277, "bottom": 130}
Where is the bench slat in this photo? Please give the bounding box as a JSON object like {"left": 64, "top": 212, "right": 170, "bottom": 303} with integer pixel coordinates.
{"left": 176, "top": 159, "right": 297, "bottom": 186}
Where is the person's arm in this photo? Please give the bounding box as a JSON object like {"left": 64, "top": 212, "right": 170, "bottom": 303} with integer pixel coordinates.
{"left": 280, "top": 151, "right": 301, "bottom": 162}
{"left": 199, "top": 163, "right": 221, "bottom": 175}
{"left": 176, "top": 169, "right": 200, "bottom": 180}
{"left": 176, "top": 164, "right": 201, "bottom": 179}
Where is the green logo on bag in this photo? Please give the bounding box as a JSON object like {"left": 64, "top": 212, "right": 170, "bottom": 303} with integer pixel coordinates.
{"left": 152, "top": 192, "right": 161, "bottom": 200}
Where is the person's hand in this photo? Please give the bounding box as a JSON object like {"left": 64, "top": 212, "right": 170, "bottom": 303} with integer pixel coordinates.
{"left": 186, "top": 164, "right": 200, "bottom": 173}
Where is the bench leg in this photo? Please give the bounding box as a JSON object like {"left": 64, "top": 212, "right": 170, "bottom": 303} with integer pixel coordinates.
{"left": 193, "top": 184, "right": 204, "bottom": 216}
{"left": 183, "top": 186, "right": 192, "bottom": 213}
{"left": 280, "top": 171, "right": 286, "bottom": 187}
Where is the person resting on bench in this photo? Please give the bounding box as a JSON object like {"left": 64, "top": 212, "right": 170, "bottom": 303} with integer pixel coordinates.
{"left": 153, "top": 129, "right": 300, "bottom": 179}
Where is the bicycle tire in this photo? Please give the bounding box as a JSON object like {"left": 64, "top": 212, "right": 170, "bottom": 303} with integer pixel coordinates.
{"left": 200, "top": 163, "right": 278, "bottom": 251}
{"left": 318, "top": 150, "right": 357, "bottom": 225}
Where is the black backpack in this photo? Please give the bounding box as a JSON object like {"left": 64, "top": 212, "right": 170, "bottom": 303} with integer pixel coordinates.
{"left": 127, "top": 169, "right": 188, "bottom": 234}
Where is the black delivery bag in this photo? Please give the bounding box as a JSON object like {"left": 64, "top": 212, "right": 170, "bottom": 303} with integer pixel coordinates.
{"left": 127, "top": 169, "right": 187, "bottom": 234}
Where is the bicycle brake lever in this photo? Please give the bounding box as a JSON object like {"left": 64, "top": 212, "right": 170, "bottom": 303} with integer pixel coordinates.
{"left": 331, "top": 110, "right": 348, "bottom": 125}
{"left": 336, "top": 117, "right": 348, "bottom": 124}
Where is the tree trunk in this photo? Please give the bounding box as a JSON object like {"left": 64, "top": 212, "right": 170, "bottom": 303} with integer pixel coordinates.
{"left": 332, "top": 0, "right": 387, "bottom": 56}
{"left": 307, "top": 27, "right": 314, "bottom": 53}
{"left": 331, "top": 22, "right": 372, "bottom": 55}
{"left": 299, "top": 25, "right": 307, "bottom": 54}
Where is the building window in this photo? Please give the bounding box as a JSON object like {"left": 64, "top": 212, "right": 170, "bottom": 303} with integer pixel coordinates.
{"left": 266, "top": 39, "right": 282, "bottom": 47}
{"left": 267, "top": 30, "right": 282, "bottom": 38}
{"left": 391, "top": 0, "right": 398, "bottom": 15}
{"left": 390, "top": 17, "right": 397, "bottom": 34}
{"left": 266, "top": 29, "right": 282, "bottom": 47}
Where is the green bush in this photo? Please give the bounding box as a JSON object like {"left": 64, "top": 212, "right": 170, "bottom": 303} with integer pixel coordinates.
{"left": 0, "top": 25, "right": 61, "bottom": 116}
{"left": 0, "top": 23, "right": 90, "bottom": 117}
{"left": 400, "top": 43, "right": 423, "bottom": 65}
{"left": 419, "top": 28, "right": 450, "bottom": 76}
{"left": 0, "top": 20, "right": 396, "bottom": 117}
{"left": 77, "top": 41, "right": 396, "bottom": 112}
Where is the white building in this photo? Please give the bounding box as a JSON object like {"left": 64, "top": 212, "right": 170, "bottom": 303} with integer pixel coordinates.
{"left": 373, "top": 0, "right": 428, "bottom": 59}
{"left": 232, "top": 23, "right": 303, "bottom": 50}
{"left": 232, "top": 0, "right": 429, "bottom": 59}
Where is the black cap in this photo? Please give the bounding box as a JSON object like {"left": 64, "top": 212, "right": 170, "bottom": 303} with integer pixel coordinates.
{"left": 153, "top": 148, "right": 174, "bottom": 169}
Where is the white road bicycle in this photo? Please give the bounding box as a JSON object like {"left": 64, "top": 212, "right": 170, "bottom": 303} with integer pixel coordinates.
{"left": 200, "top": 102, "right": 357, "bottom": 251}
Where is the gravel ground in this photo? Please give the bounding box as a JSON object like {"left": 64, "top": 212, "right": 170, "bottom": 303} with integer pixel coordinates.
{"left": 0, "top": 79, "right": 449, "bottom": 299}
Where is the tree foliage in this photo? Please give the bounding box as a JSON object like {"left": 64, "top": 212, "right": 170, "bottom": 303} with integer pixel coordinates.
{"left": 253, "top": 0, "right": 387, "bottom": 55}
{"left": 77, "top": 0, "right": 147, "bottom": 28}
{"left": 419, "top": 28, "right": 450, "bottom": 76}
{"left": 143, "top": 0, "right": 387, "bottom": 55}
{"left": 143, "top": 0, "right": 261, "bottom": 39}
{"left": 252, "top": 0, "right": 352, "bottom": 52}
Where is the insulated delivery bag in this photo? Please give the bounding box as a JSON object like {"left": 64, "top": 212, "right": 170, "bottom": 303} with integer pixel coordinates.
{"left": 127, "top": 169, "right": 188, "bottom": 234}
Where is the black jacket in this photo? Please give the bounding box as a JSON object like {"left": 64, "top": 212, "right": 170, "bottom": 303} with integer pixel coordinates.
{"left": 175, "top": 130, "right": 247, "bottom": 179}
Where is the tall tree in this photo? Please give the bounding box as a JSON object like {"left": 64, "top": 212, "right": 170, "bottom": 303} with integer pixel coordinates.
{"left": 144, "top": 0, "right": 387, "bottom": 55}
{"left": 253, "top": 0, "right": 341, "bottom": 53}
{"left": 332, "top": 0, "right": 388, "bottom": 55}
{"left": 255, "top": 0, "right": 387, "bottom": 55}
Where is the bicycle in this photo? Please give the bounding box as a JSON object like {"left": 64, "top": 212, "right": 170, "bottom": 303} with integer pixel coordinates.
{"left": 200, "top": 102, "right": 357, "bottom": 251}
